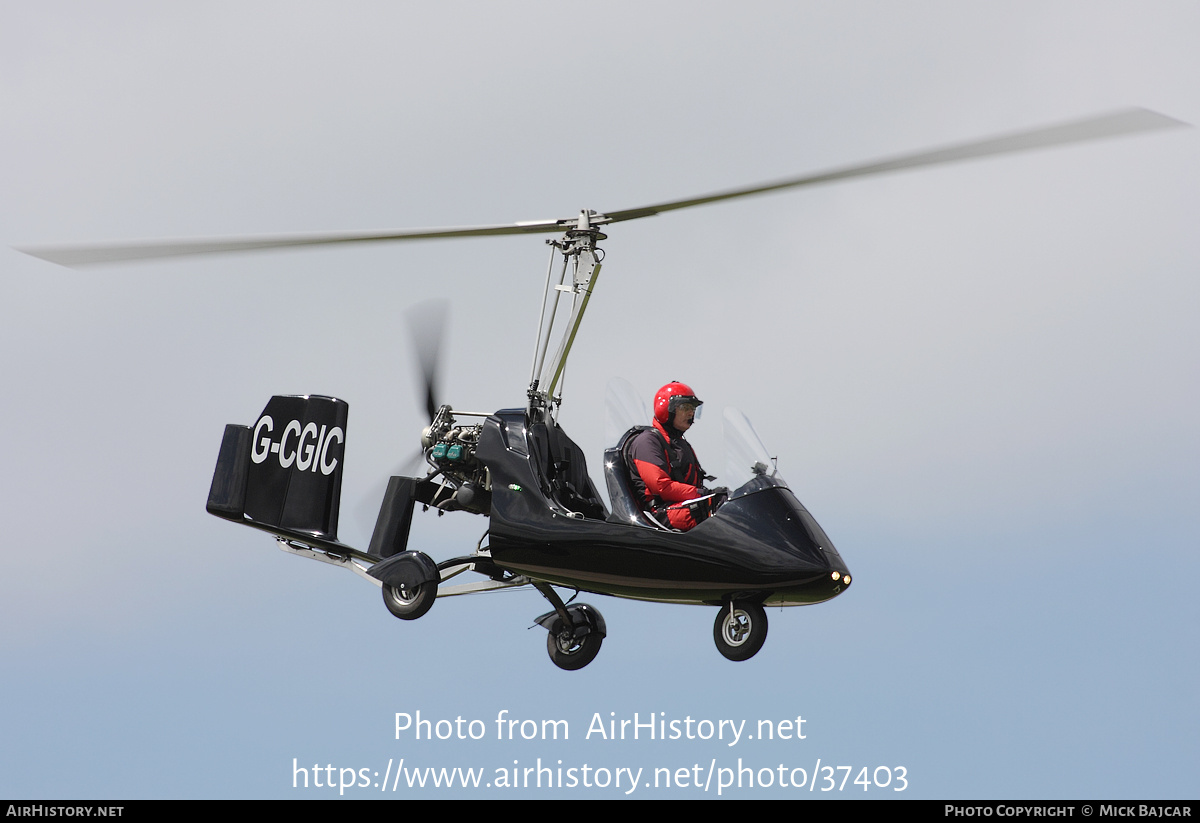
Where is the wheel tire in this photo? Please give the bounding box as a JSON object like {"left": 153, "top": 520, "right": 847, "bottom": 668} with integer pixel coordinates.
{"left": 713, "top": 602, "right": 768, "bottom": 661}
{"left": 546, "top": 617, "right": 603, "bottom": 671}
{"left": 381, "top": 577, "right": 437, "bottom": 620}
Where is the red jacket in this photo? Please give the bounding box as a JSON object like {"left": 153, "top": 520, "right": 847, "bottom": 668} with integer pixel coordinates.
{"left": 627, "top": 420, "right": 706, "bottom": 528}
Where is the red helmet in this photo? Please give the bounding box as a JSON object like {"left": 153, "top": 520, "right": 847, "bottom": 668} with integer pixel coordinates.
{"left": 654, "top": 382, "right": 703, "bottom": 424}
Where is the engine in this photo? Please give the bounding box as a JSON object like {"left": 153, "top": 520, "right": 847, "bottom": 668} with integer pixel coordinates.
{"left": 420, "top": 405, "right": 491, "bottom": 514}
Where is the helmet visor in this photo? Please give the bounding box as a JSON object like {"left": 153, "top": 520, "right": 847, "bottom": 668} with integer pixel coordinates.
{"left": 669, "top": 396, "right": 703, "bottom": 422}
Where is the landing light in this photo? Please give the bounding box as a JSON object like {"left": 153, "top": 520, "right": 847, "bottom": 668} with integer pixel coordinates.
{"left": 830, "top": 571, "right": 840, "bottom": 582}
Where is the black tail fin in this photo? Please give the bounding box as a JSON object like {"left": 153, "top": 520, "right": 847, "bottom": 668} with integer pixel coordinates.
{"left": 207, "top": 395, "right": 350, "bottom": 548}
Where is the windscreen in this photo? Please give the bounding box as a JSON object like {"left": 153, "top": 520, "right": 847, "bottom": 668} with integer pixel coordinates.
{"left": 722, "top": 407, "right": 785, "bottom": 491}
{"left": 604, "top": 376, "right": 650, "bottom": 446}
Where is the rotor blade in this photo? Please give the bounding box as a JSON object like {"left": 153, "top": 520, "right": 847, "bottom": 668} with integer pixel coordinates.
{"left": 16, "top": 109, "right": 1184, "bottom": 268}
{"left": 599, "top": 108, "right": 1187, "bottom": 224}
{"left": 406, "top": 299, "right": 448, "bottom": 422}
{"left": 16, "top": 219, "right": 568, "bottom": 267}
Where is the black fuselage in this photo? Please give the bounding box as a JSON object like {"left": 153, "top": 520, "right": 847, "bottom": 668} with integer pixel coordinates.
{"left": 477, "top": 410, "right": 851, "bottom": 607}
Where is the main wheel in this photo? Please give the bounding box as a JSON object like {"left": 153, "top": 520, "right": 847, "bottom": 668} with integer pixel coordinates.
{"left": 713, "top": 602, "right": 768, "bottom": 661}
{"left": 381, "top": 578, "right": 437, "bottom": 620}
{"left": 546, "top": 617, "right": 603, "bottom": 671}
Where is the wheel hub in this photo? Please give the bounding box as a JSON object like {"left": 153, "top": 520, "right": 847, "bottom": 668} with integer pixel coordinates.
{"left": 723, "top": 611, "right": 752, "bottom": 646}
{"left": 391, "top": 584, "right": 418, "bottom": 604}
{"left": 556, "top": 629, "right": 582, "bottom": 654}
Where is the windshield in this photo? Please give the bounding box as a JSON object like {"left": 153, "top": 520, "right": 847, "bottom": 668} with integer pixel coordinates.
{"left": 604, "top": 377, "right": 649, "bottom": 447}
{"left": 722, "top": 407, "right": 785, "bottom": 491}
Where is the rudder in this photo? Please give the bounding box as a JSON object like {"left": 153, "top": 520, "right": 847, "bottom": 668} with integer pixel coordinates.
{"left": 207, "top": 395, "right": 349, "bottom": 545}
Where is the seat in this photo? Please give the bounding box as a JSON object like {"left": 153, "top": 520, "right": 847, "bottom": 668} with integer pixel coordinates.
{"left": 603, "top": 428, "right": 673, "bottom": 530}
{"left": 530, "top": 420, "right": 609, "bottom": 520}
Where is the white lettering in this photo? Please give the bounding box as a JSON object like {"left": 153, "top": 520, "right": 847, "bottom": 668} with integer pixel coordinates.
{"left": 277, "top": 420, "right": 302, "bottom": 468}
{"left": 320, "top": 427, "right": 343, "bottom": 475}
{"left": 251, "top": 416, "right": 273, "bottom": 463}
{"left": 296, "top": 422, "right": 318, "bottom": 471}
{"left": 250, "top": 417, "right": 343, "bottom": 476}
{"left": 311, "top": 425, "right": 327, "bottom": 473}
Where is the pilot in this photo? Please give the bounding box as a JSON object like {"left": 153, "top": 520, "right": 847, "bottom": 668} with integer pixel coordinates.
{"left": 627, "top": 382, "right": 724, "bottom": 531}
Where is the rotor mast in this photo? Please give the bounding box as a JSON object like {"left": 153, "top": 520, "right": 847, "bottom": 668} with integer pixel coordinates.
{"left": 526, "top": 210, "right": 606, "bottom": 422}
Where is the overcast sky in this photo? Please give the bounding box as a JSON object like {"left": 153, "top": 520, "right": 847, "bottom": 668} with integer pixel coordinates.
{"left": 2, "top": 1, "right": 1196, "bottom": 799}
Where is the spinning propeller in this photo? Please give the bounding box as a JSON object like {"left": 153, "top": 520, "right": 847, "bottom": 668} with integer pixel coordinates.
{"left": 353, "top": 300, "right": 449, "bottom": 534}
{"left": 16, "top": 108, "right": 1184, "bottom": 268}
{"left": 407, "top": 299, "right": 449, "bottom": 425}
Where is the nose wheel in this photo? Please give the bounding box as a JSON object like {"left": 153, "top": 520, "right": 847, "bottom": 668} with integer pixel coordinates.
{"left": 714, "top": 601, "right": 768, "bottom": 661}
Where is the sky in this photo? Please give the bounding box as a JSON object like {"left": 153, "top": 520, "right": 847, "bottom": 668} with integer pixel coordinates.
{"left": 1, "top": 1, "right": 1197, "bottom": 800}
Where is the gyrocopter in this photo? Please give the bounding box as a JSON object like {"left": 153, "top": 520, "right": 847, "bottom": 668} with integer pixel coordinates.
{"left": 18, "top": 108, "right": 1182, "bottom": 670}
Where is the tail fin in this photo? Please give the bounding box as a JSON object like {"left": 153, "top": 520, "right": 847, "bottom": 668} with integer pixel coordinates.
{"left": 207, "top": 395, "right": 350, "bottom": 548}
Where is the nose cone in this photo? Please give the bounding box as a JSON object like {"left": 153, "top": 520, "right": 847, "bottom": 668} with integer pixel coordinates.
{"left": 790, "top": 502, "right": 852, "bottom": 599}
{"left": 727, "top": 484, "right": 851, "bottom": 605}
